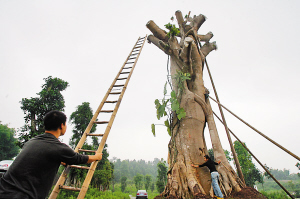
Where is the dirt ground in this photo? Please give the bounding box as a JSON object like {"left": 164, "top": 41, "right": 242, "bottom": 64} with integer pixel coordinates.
{"left": 224, "top": 187, "right": 267, "bottom": 199}
{"left": 155, "top": 187, "right": 267, "bottom": 199}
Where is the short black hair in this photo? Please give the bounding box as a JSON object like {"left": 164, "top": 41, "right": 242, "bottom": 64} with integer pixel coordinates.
{"left": 44, "top": 110, "right": 67, "bottom": 131}
{"left": 204, "top": 155, "right": 211, "bottom": 160}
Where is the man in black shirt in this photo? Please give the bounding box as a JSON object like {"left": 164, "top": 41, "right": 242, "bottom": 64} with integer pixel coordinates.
{"left": 192, "top": 155, "right": 224, "bottom": 199}
{"left": 0, "top": 110, "right": 102, "bottom": 199}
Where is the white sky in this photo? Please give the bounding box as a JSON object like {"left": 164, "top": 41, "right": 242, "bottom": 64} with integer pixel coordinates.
{"left": 1, "top": 1, "right": 300, "bottom": 174}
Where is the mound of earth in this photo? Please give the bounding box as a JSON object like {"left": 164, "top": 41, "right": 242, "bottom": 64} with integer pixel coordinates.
{"left": 225, "top": 187, "right": 267, "bottom": 199}
{"left": 154, "top": 187, "right": 267, "bottom": 199}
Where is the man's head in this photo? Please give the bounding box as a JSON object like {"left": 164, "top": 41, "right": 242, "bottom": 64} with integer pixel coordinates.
{"left": 204, "top": 155, "right": 210, "bottom": 162}
{"left": 44, "top": 111, "right": 67, "bottom": 133}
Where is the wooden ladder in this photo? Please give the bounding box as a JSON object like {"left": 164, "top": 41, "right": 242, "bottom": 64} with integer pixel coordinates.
{"left": 49, "top": 35, "right": 147, "bottom": 199}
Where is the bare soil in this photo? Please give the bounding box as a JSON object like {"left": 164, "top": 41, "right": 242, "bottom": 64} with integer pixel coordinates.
{"left": 154, "top": 187, "right": 267, "bottom": 199}
{"left": 225, "top": 187, "right": 267, "bottom": 199}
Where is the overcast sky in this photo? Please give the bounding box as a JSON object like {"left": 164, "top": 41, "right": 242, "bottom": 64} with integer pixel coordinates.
{"left": 1, "top": 0, "right": 300, "bottom": 174}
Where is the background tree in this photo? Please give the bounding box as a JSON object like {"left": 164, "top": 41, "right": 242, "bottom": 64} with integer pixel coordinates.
{"left": 208, "top": 148, "right": 232, "bottom": 162}
{"left": 134, "top": 173, "right": 144, "bottom": 190}
{"left": 156, "top": 160, "right": 167, "bottom": 193}
{"left": 234, "top": 140, "right": 262, "bottom": 187}
{"left": 145, "top": 174, "right": 152, "bottom": 191}
{"left": 69, "top": 102, "right": 96, "bottom": 148}
{"left": 67, "top": 102, "right": 113, "bottom": 190}
{"left": 91, "top": 144, "right": 113, "bottom": 191}
{"left": 150, "top": 183, "right": 155, "bottom": 192}
{"left": 18, "top": 76, "right": 69, "bottom": 147}
{"left": 296, "top": 163, "right": 300, "bottom": 177}
{"left": 147, "top": 10, "right": 243, "bottom": 197}
{"left": 121, "top": 176, "right": 127, "bottom": 192}
{"left": 0, "top": 123, "right": 19, "bottom": 160}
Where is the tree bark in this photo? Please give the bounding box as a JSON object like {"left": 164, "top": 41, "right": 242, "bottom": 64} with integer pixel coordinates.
{"left": 147, "top": 10, "right": 244, "bottom": 198}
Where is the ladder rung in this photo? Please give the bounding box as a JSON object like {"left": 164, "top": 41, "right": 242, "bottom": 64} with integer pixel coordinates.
{"left": 113, "top": 84, "right": 124, "bottom": 87}
{"left": 130, "top": 53, "right": 138, "bottom": 56}
{"left": 86, "top": 133, "right": 104, "bottom": 136}
{"left": 126, "top": 62, "right": 134, "bottom": 64}
{"left": 123, "top": 67, "right": 132, "bottom": 69}
{"left": 134, "top": 46, "right": 142, "bottom": 49}
{"left": 120, "top": 72, "right": 130, "bottom": 74}
{"left": 59, "top": 185, "right": 81, "bottom": 192}
{"left": 69, "top": 165, "right": 90, "bottom": 170}
{"left": 139, "top": 36, "right": 145, "bottom": 40}
{"left": 78, "top": 149, "right": 97, "bottom": 153}
{"left": 100, "top": 110, "right": 114, "bottom": 113}
{"left": 94, "top": 121, "right": 109, "bottom": 124}
{"left": 105, "top": 100, "right": 118, "bottom": 103}
{"left": 117, "top": 77, "right": 127, "bottom": 80}
{"left": 109, "top": 92, "right": 121, "bottom": 95}
{"left": 127, "top": 57, "right": 136, "bottom": 60}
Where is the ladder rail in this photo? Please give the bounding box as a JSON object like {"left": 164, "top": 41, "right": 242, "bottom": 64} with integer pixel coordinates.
{"left": 77, "top": 35, "right": 147, "bottom": 198}
{"left": 49, "top": 36, "right": 146, "bottom": 199}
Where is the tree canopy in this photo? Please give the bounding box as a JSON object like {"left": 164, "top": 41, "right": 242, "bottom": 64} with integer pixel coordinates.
{"left": 156, "top": 160, "right": 168, "bottom": 193}
{"left": 0, "top": 123, "right": 19, "bottom": 160}
{"left": 18, "top": 76, "right": 69, "bottom": 147}
{"left": 69, "top": 102, "right": 96, "bottom": 148}
{"left": 234, "top": 140, "right": 262, "bottom": 187}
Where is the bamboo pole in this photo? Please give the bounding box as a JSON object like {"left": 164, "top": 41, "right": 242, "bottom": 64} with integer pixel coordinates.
{"left": 199, "top": 45, "right": 245, "bottom": 184}
{"left": 209, "top": 96, "right": 300, "bottom": 162}
{"left": 213, "top": 112, "right": 295, "bottom": 199}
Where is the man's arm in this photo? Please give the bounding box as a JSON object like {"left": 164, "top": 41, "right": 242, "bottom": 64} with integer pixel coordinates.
{"left": 191, "top": 162, "right": 206, "bottom": 168}
{"left": 87, "top": 152, "right": 102, "bottom": 163}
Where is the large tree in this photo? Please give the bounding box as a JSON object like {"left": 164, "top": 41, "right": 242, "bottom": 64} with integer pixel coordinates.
{"left": 0, "top": 123, "right": 19, "bottom": 160}
{"left": 147, "top": 11, "right": 243, "bottom": 198}
{"left": 18, "top": 76, "right": 69, "bottom": 147}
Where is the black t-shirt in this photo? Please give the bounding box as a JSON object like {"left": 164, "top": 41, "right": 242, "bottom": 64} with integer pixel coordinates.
{"left": 0, "top": 133, "right": 89, "bottom": 199}
{"left": 198, "top": 159, "right": 219, "bottom": 173}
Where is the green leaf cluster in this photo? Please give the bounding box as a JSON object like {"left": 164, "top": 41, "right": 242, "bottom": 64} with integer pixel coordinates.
{"left": 120, "top": 176, "right": 127, "bottom": 192}
{"left": 18, "top": 76, "right": 69, "bottom": 147}
{"left": 156, "top": 160, "right": 168, "bottom": 193}
{"left": 164, "top": 22, "right": 180, "bottom": 38}
{"left": 174, "top": 71, "right": 191, "bottom": 94}
{"left": 170, "top": 91, "right": 186, "bottom": 120}
{"left": 152, "top": 72, "right": 191, "bottom": 137}
{"left": 69, "top": 102, "right": 96, "bottom": 148}
{"left": 134, "top": 173, "right": 144, "bottom": 190}
{"left": 0, "top": 123, "right": 20, "bottom": 160}
{"left": 234, "top": 141, "right": 262, "bottom": 186}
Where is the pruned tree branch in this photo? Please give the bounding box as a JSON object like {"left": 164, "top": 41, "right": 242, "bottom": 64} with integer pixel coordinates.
{"left": 191, "top": 14, "right": 206, "bottom": 32}
{"left": 147, "top": 35, "right": 171, "bottom": 55}
{"left": 200, "top": 41, "right": 217, "bottom": 57}
{"left": 198, "top": 32, "right": 214, "bottom": 42}
{"left": 146, "top": 20, "right": 168, "bottom": 42}
{"left": 175, "top": 10, "right": 185, "bottom": 35}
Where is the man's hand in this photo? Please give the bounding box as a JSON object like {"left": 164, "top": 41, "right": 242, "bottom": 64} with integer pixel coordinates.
{"left": 218, "top": 160, "right": 221, "bottom": 164}
{"left": 87, "top": 153, "right": 103, "bottom": 163}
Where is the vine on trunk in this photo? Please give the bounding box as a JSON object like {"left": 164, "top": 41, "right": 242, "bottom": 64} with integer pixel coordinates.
{"left": 151, "top": 71, "right": 190, "bottom": 137}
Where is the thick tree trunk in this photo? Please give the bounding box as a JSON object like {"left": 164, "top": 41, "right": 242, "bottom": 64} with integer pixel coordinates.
{"left": 147, "top": 10, "right": 244, "bottom": 198}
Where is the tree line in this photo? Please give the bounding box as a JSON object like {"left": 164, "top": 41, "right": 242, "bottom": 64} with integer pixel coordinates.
{"left": 1, "top": 76, "right": 299, "bottom": 195}
{"left": 0, "top": 76, "right": 168, "bottom": 195}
